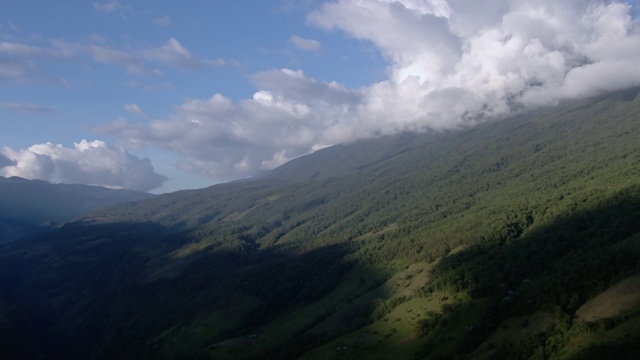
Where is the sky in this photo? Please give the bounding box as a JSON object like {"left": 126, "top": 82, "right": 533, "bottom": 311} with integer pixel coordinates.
{"left": 1, "top": 0, "right": 639, "bottom": 193}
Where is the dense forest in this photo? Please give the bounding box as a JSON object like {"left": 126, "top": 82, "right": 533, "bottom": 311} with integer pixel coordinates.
{"left": 1, "top": 87, "right": 639, "bottom": 359}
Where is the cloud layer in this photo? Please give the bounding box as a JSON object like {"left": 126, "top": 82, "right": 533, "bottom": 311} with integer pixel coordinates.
{"left": 102, "top": 68, "right": 362, "bottom": 179}
{"left": 0, "top": 36, "right": 226, "bottom": 84}
{"left": 102, "top": 0, "right": 640, "bottom": 181}
{"left": 0, "top": 102, "right": 56, "bottom": 114}
{"left": 0, "top": 140, "right": 167, "bottom": 192}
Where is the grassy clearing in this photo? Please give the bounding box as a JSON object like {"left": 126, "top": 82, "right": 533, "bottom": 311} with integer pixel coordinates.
{"left": 575, "top": 275, "right": 640, "bottom": 322}
{"left": 301, "top": 294, "right": 455, "bottom": 360}
{"left": 557, "top": 315, "right": 640, "bottom": 359}
{"left": 301, "top": 292, "right": 495, "bottom": 360}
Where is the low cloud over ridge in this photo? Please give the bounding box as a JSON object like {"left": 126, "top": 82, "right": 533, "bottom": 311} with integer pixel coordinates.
{"left": 0, "top": 140, "right": 167, "bottom": 192}
{"left": 102, "top": 0, "right": 640, "bottom": 181}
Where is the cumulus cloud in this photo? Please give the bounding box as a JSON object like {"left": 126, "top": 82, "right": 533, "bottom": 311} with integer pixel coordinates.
{"left": 103, "top": 0, "right": 640, "bottom": 181}
{"left": 310, "top": 0, "right": 640, "bottom": 111}
{"left": 289, "top": 35, "right": 322, "bottom": 52}
{"left": 0, "top": 140, "right": 167, "bottom": 192}
{"left": 100, "top": 68, "right": 362, "bottom": 179}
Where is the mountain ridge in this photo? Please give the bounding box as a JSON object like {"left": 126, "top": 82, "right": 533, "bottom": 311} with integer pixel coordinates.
{"left": 0, "top": 176, "right": 154, "bottom": 243}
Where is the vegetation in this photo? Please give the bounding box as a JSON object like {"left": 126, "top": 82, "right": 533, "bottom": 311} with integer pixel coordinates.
{"left": 0, "top": 176, "right": 153, "bottom": 243}
{"left": 0, "top": 87, "right": 639, "bottom": 359}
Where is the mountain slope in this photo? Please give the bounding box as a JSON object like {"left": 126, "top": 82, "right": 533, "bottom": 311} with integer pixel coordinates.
{"left": 1, "top": 88, "right": 639, "bottom": 359}
{"left": 0, "top": 177, "right": 154, "bottom": 243}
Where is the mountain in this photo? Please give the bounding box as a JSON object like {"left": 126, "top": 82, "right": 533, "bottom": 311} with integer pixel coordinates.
{"left": 0, "top": 177, "right": 154, "bottom": 243}
{"left": 1, "top": 88, "right": 639, "bottom": 359}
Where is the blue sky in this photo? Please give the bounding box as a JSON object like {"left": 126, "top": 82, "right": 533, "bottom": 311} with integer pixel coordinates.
{"left": 1, "top": 1, "right": 639, "bottom": 193}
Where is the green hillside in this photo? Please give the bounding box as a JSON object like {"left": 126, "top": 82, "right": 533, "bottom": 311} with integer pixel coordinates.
{"left": 0, "top": 177, "right": 153, "bottom": 243}
{"left": 0, "top": 88, "right": 639, "bottom": 359}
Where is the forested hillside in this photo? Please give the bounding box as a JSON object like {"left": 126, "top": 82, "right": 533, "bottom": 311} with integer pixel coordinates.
{"left": 1, "top": 88, "right": 639, "bottom": 359}
{"left": 0, "top": 177, "right": 153, "bottom": 243}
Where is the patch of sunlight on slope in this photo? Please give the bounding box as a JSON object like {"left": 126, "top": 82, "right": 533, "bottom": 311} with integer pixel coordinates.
{"left": 207, "top": 263, "right": 437, "bottom": 359}
{"left": 302, "top": 262, "right": 436, "bottom": 339}
{"left": 303, "top": 293, "right": 493, "bottom": 360}
{"left": 379, "top": 262, "right": 434, "bottom": 297}
{"left": 575, "top": 275, "right": 640, "bottom": 323}
{"left": 142, "top": 239, "right": 220, "bottom": 281}
{"left": 306, "top": 295, "right": 455, "bottom": 360}
{"left": 253, "top": 266, "right": 389, "bottom": 349}
{"left": 297, "top": 262, "right": 442, "bottom": 359}
{"left": 355, "top": 223, "right": 399, "bottom": 241}
{"left": 171, "top": 239, "right": 214, "bottom": 259}
{"left": 558, "top": 316, "right": 640, "bottom": 359}
{"left": 140, "top": 239, "right": 219, "bottom": 282}
{"left": 223, "top": 194, "right": 281, "bottom": 222}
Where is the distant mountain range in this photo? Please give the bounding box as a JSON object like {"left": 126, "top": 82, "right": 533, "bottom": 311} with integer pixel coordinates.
{"left": 1, "top": 88, "right": 639, "bottom": 359}
{"left": 0, "top": 177, "right": 153, "bottom": 243}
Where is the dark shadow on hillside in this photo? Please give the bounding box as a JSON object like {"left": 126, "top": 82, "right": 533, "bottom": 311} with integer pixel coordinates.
{"left": 112, "top": 241, "right": 360, "bottom": 360}
{"left": 0, "top": 220, "right": 177, "bottom": 360}
{"left": 0, "top": 218, "right": 363, "bottom": 360}
{"left": 421, "top": 184, "right": 640, "bottom": 358}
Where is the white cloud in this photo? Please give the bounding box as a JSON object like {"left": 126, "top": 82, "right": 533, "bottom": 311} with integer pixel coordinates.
{"left": 261, "top": 150, "right": 291, "bottom": 170}
{"left": 0, "top": 37, "right": 225, "bottom": 82}
{"left": 88, "top": 43, "right": 153, "bottom": 74}
{"left": 0, "top": 59, "right": 29, "bottom": 83}
{"left": 142, "top": 38, "right": 224, "bottom": 70}
{"left": 309, "top": 0, "right": 462, "bottom": 85}
{"left": 123, "top": 103, "right": 147, "bottom": 117}
{"left": 153, "top": 15, "right": 172, "bottom": 28}
{"left": 0, "top": 41, "right": 55, "bottom": 57}
{"left": 289, "top": 35, "right": 322, "bottom": 52}
{"left": 100, "top": 68, "right": 362, "bottom": 179}
{"left": 309, "top": 0, "right": 640, "bottom": 112}
{"left": 126, "top": 80, "right": 173, "bottom": 91}
{"left": 102, "top": 0, "right": 640, "bottom": 182}
{"left": 0, "top": 41, "right": 69, "bottom": 83}
{"left": 0, "top": 140, "right": 167, "bottom": 192}
{"left": 93, "top": 1, "right": 131, "bottom": 14}
{"left": 52, "top": 40, "right": 157, "bottom": 75}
